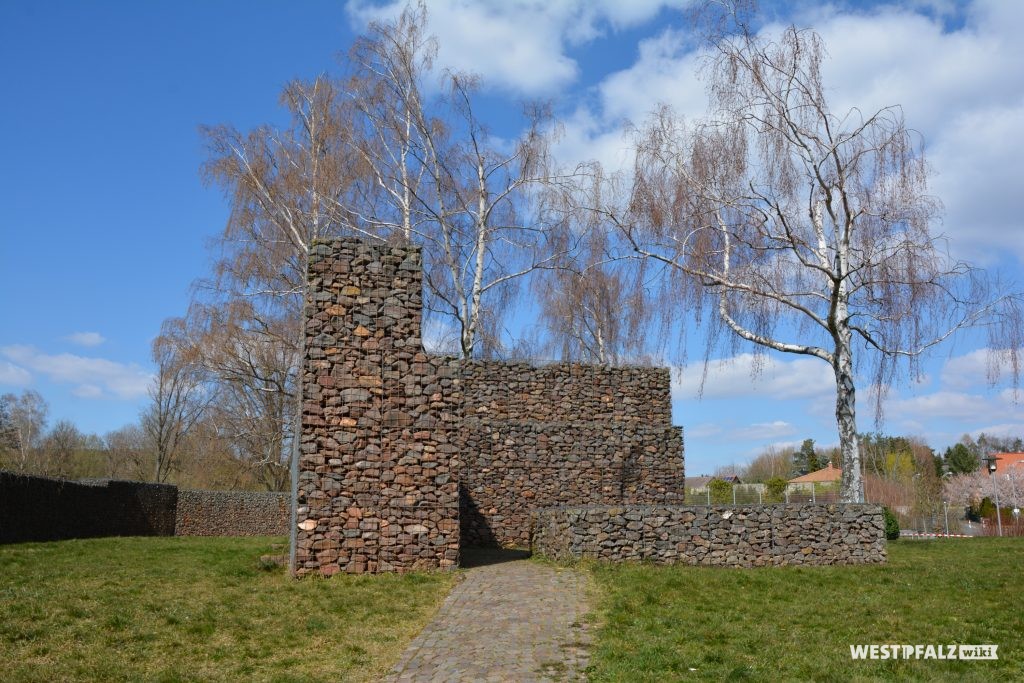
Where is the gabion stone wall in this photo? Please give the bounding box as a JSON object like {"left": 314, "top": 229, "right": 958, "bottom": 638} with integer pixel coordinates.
{"left": 175, "top": 490, "right": 288, "bottom": 536}
{"left": 297, "top": 240, "right": 461, "bottom": 576}
{"left": 298, "top": 239, "right": 685, "bottom": 575}
{"left": 458, "top": 362, "right": 684, "bottom": 546}
{"left": 531, "top": 504, "right": 887, "bottom": 567}
{"left": 458, "top": 361, "right": 672, "bottom": 423}
{"left": 0, "top": 472, "right": 289, "bottom": 543}
{"left": 0, "top": 471, "right": 179, "bottom": 543}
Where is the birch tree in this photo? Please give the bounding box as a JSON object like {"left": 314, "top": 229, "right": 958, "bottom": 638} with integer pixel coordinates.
{"left": 0, "top": 394, "right": 20, "bottom": 468}
{"left": 346, "top": 3, "right": 435, "bottom": 243}
{"left": 1, "top": 390, "right": 48, "bottom": 474}
{"left": 349, "top": 3, "right": 572, "bottom": 357}
{"left": 619, "top": 24, "right": 1022, "bottom": 502}
{"left": 200, "top": 71, "right": 378, "bottom": 530}
{"left": 418, "top": 75, "right": 565, "bottom": 357}
{"left": 536, "top": 207, "right": 649, "bottom": 365}
{"left": 201, "top": 76, "right": 374, "bottom": 302}
{"left": 191, "top": 301, "right": 297, "bottom": 491}
{"left": 143, "top": 318, "right": 207, "bottom": 483}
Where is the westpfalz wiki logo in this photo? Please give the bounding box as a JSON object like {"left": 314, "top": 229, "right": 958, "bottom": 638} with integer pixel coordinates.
{"left": 850, "top": 644, "right": 998, "bottom": 660}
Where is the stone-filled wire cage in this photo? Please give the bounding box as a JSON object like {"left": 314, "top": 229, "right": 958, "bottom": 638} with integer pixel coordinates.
{"left": 295, "top": 239, "right": 685, "bottom": 576}
{"left": 456, "top": 360, "right": 685, "bottom": 548}
{"left": 297, "top": 241, "right": 462, "bottom": 576}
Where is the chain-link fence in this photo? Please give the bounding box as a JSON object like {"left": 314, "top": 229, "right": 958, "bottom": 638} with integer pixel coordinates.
{"left": 876, "top": 503, "right": 1024, "bottom": 538}
{"left": 682, "top": 481, "right": 1024, "bottom": 538}
{"left": 685, "top": 483, "right": 842, "bottom": 506}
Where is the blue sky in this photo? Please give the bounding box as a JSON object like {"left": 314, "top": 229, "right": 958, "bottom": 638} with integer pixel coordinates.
{"left": 1, "top": 0, "right": 1021, "bottom": 475}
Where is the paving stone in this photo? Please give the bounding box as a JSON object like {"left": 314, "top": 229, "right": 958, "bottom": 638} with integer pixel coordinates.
{"left": 384, "top": 551, "right": 591, "bottom": 682}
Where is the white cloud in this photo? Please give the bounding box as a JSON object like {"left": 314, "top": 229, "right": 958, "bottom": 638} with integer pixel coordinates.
{"left": 732, "top": 420, "right": 797, "bottom": 441}
{"left": 552, "top": 26, "right": 707, "bottom": 171}
{"left": 672, "top": 353, "right": 834, "bottom": 401}
{"left": 813, "top": 2, "right": 1024, "bottom": 261}
{"left": 967, "top": 422, "right": 1024, "bottom": 441}
{"left": 72, "top": 384, "right": 104, "bottom": 399}
{"left": 928, "top": 101, "right": 1024, "bottom": 261}
{"left": 884, "top": 389, "right": 1020, "bottom": 427}
{"left": 0, "top": 345, "right": 152, "bottom": 400}
{"left": 346, "top": 0, "right": 691, "bottom": 95}
{"left": 557, "top": 1, "right": 1024, "bottom": 261}
{"left": 0, "top": 361, "right": 32, "bottom": 386}
{"left": 735, "top": 440, "right": 802, "bottom": 462}
{"left": 940, "top": 348, "right": 1019, "bottom": 390}
{"left": 594, "top": 27, "right": 705, "bottom": 125}
{"left": 66, "top": 331, "right": 106, "bottom": 347}
{"left": 885, "top": 390, "right": 978, "bottom": 421}
{"left": 686, "top": 422, "right": 723, "bottom": 438}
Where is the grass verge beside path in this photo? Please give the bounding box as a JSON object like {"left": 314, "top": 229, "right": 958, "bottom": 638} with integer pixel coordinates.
{"left": 0, "top": 536, "right": 454, "bottom": 682}
{"left": 586, "top": 538, "right": 1023, "bottom": 682}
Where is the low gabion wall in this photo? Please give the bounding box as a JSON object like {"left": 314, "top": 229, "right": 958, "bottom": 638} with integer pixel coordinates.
{"left": 531, "top": 504, "right": 887, "bottom": 567}
{"left": 175, "top": 490, "right": 289, "bottom": 537}
{"left": 0, "top": 470, "right": 289, "bottom": 543}
{"left": 0, "top": 471, "right": 178, "bottom": 543}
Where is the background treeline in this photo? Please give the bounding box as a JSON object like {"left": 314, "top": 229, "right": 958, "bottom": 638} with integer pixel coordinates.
{"left": 0, "top": 389, "right": 282, "bottom": 490}
{"left": 713, "top": 433, "right": 1024, "bottom": 527}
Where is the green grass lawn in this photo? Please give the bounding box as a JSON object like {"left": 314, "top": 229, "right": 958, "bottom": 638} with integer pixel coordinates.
{"left": 5, "top": 536, "right": 1021, "bottom": 682}
{"left": 0, "top": 536, "right": 454, "bottom": 682}
{"left": 585, "top": 538, "right": 1024, "bottom": 682}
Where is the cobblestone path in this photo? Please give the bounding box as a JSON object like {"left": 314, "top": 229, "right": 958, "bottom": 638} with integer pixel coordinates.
{"left": 384, "top": 549, "right": 592, "bottom": 682}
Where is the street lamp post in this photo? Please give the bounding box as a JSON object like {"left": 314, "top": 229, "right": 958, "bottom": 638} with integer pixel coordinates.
{"left": 912, "top": 472, "right": 924, "bottom": 534}
{"left": 940, "top": 472, "right": 953, "bottom": 536}
{"left": 1007, "top": 473, "right": 1021, "bottom": 530}
{"left": 983, "top": 456, "right": 1003, "bottom": 537}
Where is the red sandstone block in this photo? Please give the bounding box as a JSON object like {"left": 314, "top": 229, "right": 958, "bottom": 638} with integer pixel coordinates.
{"left": 313, "top": 539, "right": 340, "bottom": 551}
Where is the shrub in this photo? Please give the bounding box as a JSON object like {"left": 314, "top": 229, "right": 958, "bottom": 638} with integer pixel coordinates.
{"left": 977, "top": 496, "right": 996, "bottom": 521}
{"left": 709, "top": 479, "right": 734, "bottom": 504}
{"left": 765, "top": 477, "right": 788, "bottom": 503}
{"left": 883, "top": 506, "right": 900, "bottom": 540}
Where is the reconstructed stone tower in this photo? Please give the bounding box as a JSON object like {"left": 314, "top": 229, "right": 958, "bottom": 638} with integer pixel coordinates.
{"left": 295, "top": 239, "right": 684, "bottom": 576}
{"left": 296, "top": 241, "right": 460, "bottom": 575}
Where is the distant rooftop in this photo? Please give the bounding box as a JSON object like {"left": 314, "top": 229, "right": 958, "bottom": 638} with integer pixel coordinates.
{"left": 991, "top": 452, "right": 1024, "bottom": 475}
{"left": 789, "top": 462, "right": 842, "bottom": 484}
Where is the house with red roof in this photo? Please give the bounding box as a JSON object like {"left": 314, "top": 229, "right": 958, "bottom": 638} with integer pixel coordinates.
{"left": 788, "top": 462, "right": 842, "bottom": 485}
{"left": 991, "top": 452, "right": 1024, "bottom": 475}
{"left": 786, "top": 462, "right": 842, "bottom": 501}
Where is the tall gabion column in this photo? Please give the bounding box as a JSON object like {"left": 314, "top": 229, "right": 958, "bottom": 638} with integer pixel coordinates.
{"left": 295, "top": 239, "right": 460, "bottom": 576}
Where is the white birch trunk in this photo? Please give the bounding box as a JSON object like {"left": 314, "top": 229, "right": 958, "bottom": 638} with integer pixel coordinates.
{"left": 834, "top": 313, "right": 864, "bottom": 502}
{"left": 462, "top": 157, "right": 488, "bottom": 358}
